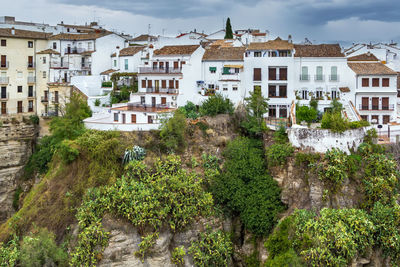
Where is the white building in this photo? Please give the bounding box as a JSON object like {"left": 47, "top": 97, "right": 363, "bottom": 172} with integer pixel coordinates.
{"left": 110, "top": 46, "right": 145, "bottom": 73}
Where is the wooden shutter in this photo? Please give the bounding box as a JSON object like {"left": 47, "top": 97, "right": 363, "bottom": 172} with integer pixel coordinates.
{"left": 362, "top": 97, "right": 369, "bottom": 110}
{"left": 161, "top": 80, "right": 166, "bottom": 88}
{"left": 382, "top": 78, "right": 389, "bottom": 87}
{"left": 279, "top": 85, "right": 287, "bottom": 97}
{"left": 383, "top": 115, "right": 390, "bottom": 124}
{"left": 268, "top": 68, "right": 276, "bottom": 80}
{"left": 173, "top": 61, "right": 179, "bottom": 69}
{"left": 141, "top": 80, "right": 146, "bottom": 88}
{"left": 169, "top": 80, "right": 174, "bottom": 88}
{"left": 253, "top": 68, "right": 261, "bottom": 81}
{"left": 279, "top": 68, "right": 287, "bottom": 80}
{"left": 28, "top": 56, "right": 33, "bottom": 65}
{"left": 1, "top": 55, "right": 6, "bottom": 67}
{"left": 382, "top": 97, "right": 389, "bottom": 109}
{"left": 131, "top": 114, "right": 136, "bottom": 123}
{"left": 152, "top": 62, "right": 157, "bottom": 69}
{"left": 161, "top": 97, "right": 166, "bottom": 105}
{"left": 175, "top": 80, "right": 179, "bottom": 89}
{"left": 372, "top": 78, "right": 379, "bottom": 87}
{"left": 372, "top": 97, "right": 379, "bottom": 109}
{"left": 148, "top": 80, "right": 152, "bottom": 88}
{"left": 362, "top": 78, "right": 369, "bottom": 87}
{"left": 268, "top": 85, "right": 276, "bottom": 97}
{"left": 159, "top": 62, "right": 164, "bottom": 69}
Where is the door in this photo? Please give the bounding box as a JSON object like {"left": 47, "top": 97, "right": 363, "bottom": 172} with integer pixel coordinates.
{"left": 165, "top": 62, "right": 169, "bottom": 73}
{"left": 148, "top": 116, "right": 153, "bottom": 124}
{"left": 131, "top": 114, "right": 136, "bottom": 124}
{"left": 28, "top": 56, "right": 33, "bottom": 68}
{"left": 122, "top": 113, "right": 126, "bottom": 124}
{"left": 55, "top": 91, "right": 59, "bottom": 103}
{"left": 173, "top": 61, "right": 179, "bottom": 69}
{"left": 161, "top": 97, "right": 166, "bottom": 105}
{"left": 17, "top": 101, "right": 22, "bottom": 113}
{"left": 152, "top": 97, "right": 156, "bottom": 107}
{"left": 67, "top": 46, "right": 71, "bottom": 54}
{"left": 44, "top": 90, "right": 48, "bottom": 101}
{"left": 0, "top": 55, "right": 5, "bottom": 68}
{"left": 361, "top": 97, "right": 369, "bottom": 110}
{"left": 382, "top": 97, "right": 389, "bottom": 110}
{"left": 1, "top": 102, "right": 5, "bottom": 114}
{"left": 155, "top": 80, "right": 160, "bottom": 92}
{"left": 372, "top": 97, "right": 379, "bottom": 110}
{"left": 1, "top": 86, "right": 6, "bottom": 99}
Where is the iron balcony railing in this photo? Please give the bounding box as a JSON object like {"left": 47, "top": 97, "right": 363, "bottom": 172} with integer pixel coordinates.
{"left": 329, "top": 75, "right": 340, "bottom": 82}
{"left": 314, "top": 74, "right": 325, "bottom": 81}
{"left": 0, "top": 61, "right": 9, "bottom": 69}
{"left": 64, "top": 47, "right": 87, "bottom": 54}
{"left": 27, "top": 76, "right": 36, "bottom": 83}
{"left": 299, "top": 74, "right": 310, "bottom": 81}
{"left": 139, "top": 67, "right": 182, "bottom": 74}
{"left": 81, "top": 63, "right": 91, "bottom": 70}
{"left": 126, "top": 102, "right": 173, "bottom": 110}
{"left": 41, "top": 96, "right": 49, "bottom": 103}
{"left": 0, "top": 77, "right": 9, "bottom": 84}
{"left": 27, "top": 62, "right": 35, "bottom": 68}
{"left": 268, "top": 74, "right": 288, "bottom": 81}
{"left": 359, "top": 104, "right": 395, "bottom": 111}
{"left": 146, "top": 87, "right": 179, "bottom": 94}
{"left": 27, "top": 91, "right": 35, "bottom": 98}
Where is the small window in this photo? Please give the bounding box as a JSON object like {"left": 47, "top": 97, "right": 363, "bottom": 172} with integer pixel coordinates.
{"left": 382, "top": 78, "right": 390, "bottom": 87}
{"left": 235, "top": 68, "right": 240, "bottom": 73}
{"left": 28, "top": 100, "right": 33, "bottom": 112}
{"left": 223, "top": 87, "right": 228, "bottom": 91}
{"left": 0, "top": 40, "right": 6, "bottom": 46}
{"left": 113, "top": 113, "right": 119, "bottom": 122}
{"left": 53, "top": 42, "right": 57, "bottom": 49}
{"left": 17, "top": 86, "right": 22, "bottom": 93}
{"left": 209, "top": 67, "right": 216, "bottom": 73}
{"left": 113, "top": 60, "right": 117, "bottom": 67}
{"left": 372, "top": 78, "right": 379, "bottom": 87}
{"left": 28, "top": 41, "right": 33, "bottom": 48}
{"left": 43, "top": 57, "right": 46, "bottom": 64}
{"left": 254, "top": 51, "right": 262, "bottom": 57}
{"left": 43, "top": 71, "right": 46, "bottom": 78}
{"left": 232, "top": 86, "right": 238, "bottom": 91}
{"left": 362, "top": 78, "right": 369, "bottom": 87}
{"left": 124, "top": 59, "right": 128, "bottom": 70}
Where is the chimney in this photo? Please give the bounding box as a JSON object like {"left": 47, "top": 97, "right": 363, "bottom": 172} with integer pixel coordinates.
{"left": 11, "top": 27, "right": 15, "bottom": 35}
{"left": 116, "top": 46, "right": 120, "bottom": 57}
{"left": 288, "top": 34, "right": 292, "bottom": 43}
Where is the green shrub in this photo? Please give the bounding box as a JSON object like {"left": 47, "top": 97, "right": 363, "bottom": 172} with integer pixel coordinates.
{"left": 20, "top": 228, "right": 68, "bottom": 267}
{"left": 24, "top": 135, "right": 58, "bottom": 177}
{"left": 123, "top": 145, "right": 146, "bottom": 164}
{"left": 364, "top": 128, "right": 378, "bottom": 144}
{"left": 199, "top": 94, "right": 234, "bottom": 117}
{"left": 321, "top": 112, "right": 348, "bottom": 133}
{"left": 348, "top": 120, "right": 369, "bottom": 129}
{"left": 0, "top": 235, "right": 19, "bottom": 266}
{"left": 94, "top": 99, "right": 101, "bottom": 107}
{"left": 171, "top": 246, "right": 186, "bottom": 265}
{"left": 29, "top": 115, "right": 40, "bottom": 125}
{"left": 58, "top": 140, "right": 79, "bottom": 164}
{"left": 296, "top": 105, "right": 317, "bottom": 125}
{"left": 294, "top": 152, "right": 321, "bottom": 167}
{"left": 202, "top": 153, "right": 220, "bottom": 170}
{"left": 273, "top": 124, "right": 288, "bottom": 144}
{"left": 178, "top": 101, "right": 199, "bottom": 119}
{"left": 101, "top": 81, "right": 113, "bottom": 87}
{"left": 188, "top": 227, "right": 233, "bottom": 267}
{"left": 266, "top": 143, "right": 294, "bottom": 168}
{"left": 265, "top": 249, "right": 304, "bottom": 267}
{"left": 12, "top": 186, "right": 23, "bottom": 211}
{"left": 160, "top": 110, "right": 187, "bottom": 153}
{"left": 318, "top": 148, "right": 351, "bottom": 192}
{"left": 240, "top": 91, "right": 269, "bottom": 137}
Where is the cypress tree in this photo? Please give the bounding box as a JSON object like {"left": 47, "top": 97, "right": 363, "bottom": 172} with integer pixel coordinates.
{"left": 224, "top": 18, "right": 233, "bottom": 39}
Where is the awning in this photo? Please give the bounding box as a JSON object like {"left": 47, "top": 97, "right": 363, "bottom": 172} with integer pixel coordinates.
{"left": 224, "top": 65, "right": 243, "bottom": 68}
{"left": 209, "top": 67, "right": 217, "bottom": 71}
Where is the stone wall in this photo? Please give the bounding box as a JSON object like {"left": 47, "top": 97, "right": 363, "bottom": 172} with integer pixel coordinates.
{"left": 288, "top": 125, "right": 369, "bottom": 154}
{"left": 0, "top": 117, "right": 37, "bottom": 222}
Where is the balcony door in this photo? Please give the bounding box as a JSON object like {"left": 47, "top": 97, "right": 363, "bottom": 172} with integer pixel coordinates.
{"left": 122, "top": 113, "right": 126, "bottom": 124}
{"left": 155, "top": 80, "right": 160, "bottom": 92}
{"left": 161, "top": 97, "right": 166, "bottom": 105}
{"left": 382, "top": 97, "right": 389, "bottom": 110}
{"left": 152, "top": 97, "right": 156, "bottom": 107}
{"left": 361, "top": 97, "right": 369, "bottom": 110}
{"left": 1, "top": 86, "right": 6, "bottom": 98}
{"left": 1, "top": 55, "right": 6, "bottom": 67}
{"left": 28, "top": 56, "right": 33, "bottom": 67}
{"left": 1, "top": 102, "right": 6, "bottom": 114}
{"left": 372, "top": 97, "right": 379, "bottom": 110}
{"left": 131, "top": 114, "right": 136, "bottom": 124}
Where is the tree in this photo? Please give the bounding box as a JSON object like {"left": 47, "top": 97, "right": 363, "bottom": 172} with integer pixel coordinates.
{"left": 224, "top": 18, "right": 233, "bottom": 39}
{"left": 296, "top": 105, "right": 317, "bottom": 126}
{"left": 159, "top": 110, "right": 187, "bottom": 152}
{"left": 240, "top": 91, "right": 269, "bottom": 137}
{"left": 199, "top": 94, "right": 234, "bottom": 117}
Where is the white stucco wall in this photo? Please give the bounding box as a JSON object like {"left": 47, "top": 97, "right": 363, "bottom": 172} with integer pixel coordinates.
{"left": 288, "top": 125, "right": 370, "bottom": 154}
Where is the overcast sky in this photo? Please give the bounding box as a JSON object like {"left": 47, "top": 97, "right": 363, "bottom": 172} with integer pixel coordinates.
{"left": 4, "top": 0, "right": 400, "bottom": 44}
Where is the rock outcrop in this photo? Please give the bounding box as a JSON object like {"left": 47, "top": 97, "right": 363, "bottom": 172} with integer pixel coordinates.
{"left": 0, "top": 117, "right": 37, "bottom": 222}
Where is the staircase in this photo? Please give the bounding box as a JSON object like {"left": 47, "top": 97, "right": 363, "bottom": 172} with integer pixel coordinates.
{"left": 343, "top": 101, "right": 361, "bottom": 122}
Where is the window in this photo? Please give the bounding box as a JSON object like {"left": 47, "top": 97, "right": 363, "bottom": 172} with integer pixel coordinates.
{"left": 330, "top": 66, "right": 338, "bottom": 81}
{"left": 361, "top": 97, "right": 369, "bottom": 110}
{"left": 316, "top": 66, "right": 323, "bottom": 81}
{"left": 371, "top": 115, "right": 379, "bottom": 124}
{"left": 43, "top": 57, "right": 46, "bottom": 64}
{"left": 28, "top": 100, "right": 33, "bottom": 112}
{"left": 17, "top": 101, "right": 23, "bottom": 113}
{"left": 17, "top": 86, "right": 22, "bottom": 93}
{"left": 52, "top": 42, "right": 57, "bottom": 49}
{"left": 175, "top": 80, "right": 179, "bottom": 89}
{"left": 361, "top": 115, "right": 368, "bottom": 121}
{"left": 17, "top": 72, "right": 23, "bottom": 78}
{"left": 279, "top": 107, "right": 288, "bottom": 118}
{"left": 372, "top": 78, "right": 379, "bottom": 87}
{"left": 316, "top": 89, "right": 323, "bottom": 99}
{"left": 28, "top": 86, "right": 33, "bottom": 97}
{"left": 253, "top": 68, "right": 261, "bottom": 81}
{"left": 1, "top": 102, "right": 6, "bottom": 115}
{"left": 268, "top": 85, "right": 276, "bottom": 97}
{"left": 148, "top": 116, "right": 153, "bottom": 124}
{"left": 223, "top": 87, "right": 228, "bottom": 91}
{"left": 269, "top": 106, "right": 276, "bottom": 117}
{"left": 161, "top": 80, "right": 166, "bottom": 88}
{"left": 113, "top": 60, "right": 117, "bottom": 67}
{"left": 28, "top": 56, "right": 33, "bottom": 68}
{"left": 382, "top": 78, "right": 390, "bottom": 87}
{"left": 362, "top": 78, "right": 369, "bottom": 87}
{"left": 279, "top": 68, "right": 287, "bottom": 80}
{"left": 302, "top": 89, "right": 308, "bottom": 100}
{"left": 279, "top": 51, "right": 289, "bottom": 57}
{"left": 235, "top": 68, "right": 240, "bottom": 73}
{"left": 0, "top": 40, "right": 6, "bottom": 46}
{"left": 372, "top": 97, "right": 379, "bottom": 110}
{"left": 254, "top": 51, "right": 262, "bottom": 57}
{"left": 141, "top": 80, "right": 146, "bottom": 88}
{"left": 331, "top": 89, "right": 338, "bottom": 100}
{"left": 113, "top": 113, "right": 119, "bottom": 122}
{"left": 223, "top": 67, "right": 230, "bottom": 75}
{"left": 43, "top": 71, "right": 46, "bottom": 78}
{"left": 169, "top": 80, "right": 174, "bottom": 88}
{"left": 279, "top": 85, "right": 287, "bottom": 98}
{"left": 209, "top": 67, "right": 216, "bottom": 73}
{"left": 383, "top": 115, "right": 390, "bottom": 124}
{"left": 232, "top": 86, "right": 238, "bottom": 91}
{"left": 301, "top": 66, "right": 308, "bottom": 80}
{"left": 124, "top": 59, "right": 128, "bottom": 70}
{"left": 88, "top": 42, "right": 93, "bottom": 50}
{"left": 28, "top": 41, "right": 33, "bottom": 48}
{"left": 382, "top": 97, "right": 389, "bottom": 110}
{"left": 141, "top": 96, "right": 145, "bottom": 104}
{"left": 268, "top": 68, "right": 276, "bottom": 80}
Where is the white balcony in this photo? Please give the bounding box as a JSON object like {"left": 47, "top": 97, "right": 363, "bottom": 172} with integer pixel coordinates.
{"left": 27, "top": 76, "right": 36, "bottom": 84}
{"left": 0, "top": 77, "right": 9, "bottom": 84}
{"left": 139, "top": 67, "right": 182, "bottom": 74}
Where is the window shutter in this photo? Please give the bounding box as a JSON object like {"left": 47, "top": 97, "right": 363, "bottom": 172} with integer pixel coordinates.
{"left": 141, "top": 80, "right": 146, "bottom": 88}
{"left": 362, "top": 78, "right": 369, "bottom": 87}
{"left": 175, "top": 80, "right": 179, "bottom": 89}
{"left": 161, "top": 80, "right": 166, "bottom": 88}
{"left": 169, "top": 80, "right": 174, "bottom": 88}
{"left": 253, "top": 68, "right": 261, "bottom": 81}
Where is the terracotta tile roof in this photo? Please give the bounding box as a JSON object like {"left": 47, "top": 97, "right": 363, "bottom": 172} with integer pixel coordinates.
{"left": 37, "top": 49, "right": 60, "bottom": 55}
{"left": 49, "top": 31, "right": 111, "bottom": 40}
{"left": 114, "top": 46, "right": 145, "bottom": 57}
{"left": 247, "top": 37, "right": 294, "bottom": 50}
{"left": 202, "top": 47, "right": 245, "bottom": 61}
{"left": 294, "top": 44, "right": 344, "bottom": 57}
{"left": 153, "top": 45, "right": 200, "bottom": 56}
{"left": 0, "top": 28, "right": 50, "bottom": 39}
{"left": 131, "top": 34, "right": 156, "bottom": 42}
{"left": 347, "top": 63, "right": 397, "bottom": 75}
{"left": 100, "top": 69, "right": 117, "bottom": 75}
{"left": 347, "top": 53, "right": 379, "bottom": 61}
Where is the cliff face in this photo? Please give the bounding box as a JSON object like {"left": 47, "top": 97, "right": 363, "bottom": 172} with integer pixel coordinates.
{"left": 0, "top": 118, "right": 37, "bottom": 223}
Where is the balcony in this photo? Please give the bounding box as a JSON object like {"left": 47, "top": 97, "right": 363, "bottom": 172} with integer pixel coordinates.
{"left": 314, "top": 75, "right": 325, "bottom": 82}
{"left": 27, "top": 62, "right": 35, "bottom": 69}
{"left": 299, "top": 74, "right": 309, "bottom": 81}
{"left": 0, "top": 61, "right": 9, "bottom": 69}
{"left": 41, "top": 96, "right": 49, "bottom": 103}
{"left": 329, "top": 75, "right": 340, "bottom": 82}
{"left": 220, "top": 73, "right": 240, "bottom": 81}
{"left": 27, "top": 91, "right": 35, "bottom": 99}
{"left": 64, "top": 47, "right": 87, "bottom": 54}
{"left": 0, "top": 92, "right": 9, "bottom": 100}
{"left": 81, "top": 63, "right": 91, "bottom": 70}
{"left": 0, "top": 77, "right": 9, "bottom": 84}
{"left": 359, "top": 104, "right": 395, "bottom": 111}
{"left": 27, "top": 76, "right": 36, "bottom": 84}
{"left": 146, "top": 87, "right": 179, "bottom": 94}
{"left": 51, "top": 97, "right": 59, "bottom": 103}
{"left": 139, "top": 67, "right": 182, "bottom": 74}
{"left": 125, "top": 102, "right": 173, "bottom": 111}
{"left": 50, "top": 62, "right": 69, "bottom": 69}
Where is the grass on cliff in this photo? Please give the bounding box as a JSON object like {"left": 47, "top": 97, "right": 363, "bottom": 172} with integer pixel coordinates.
{"left": 0, "top": 130, "right": 125, "bottom": 241}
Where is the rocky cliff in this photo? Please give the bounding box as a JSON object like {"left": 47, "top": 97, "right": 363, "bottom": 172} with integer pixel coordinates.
{"left": 0, "top": 117, "right": 37, "bottom": 223}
